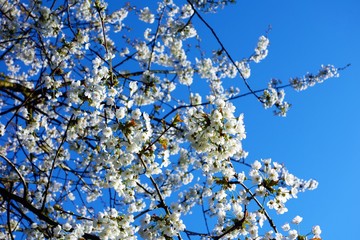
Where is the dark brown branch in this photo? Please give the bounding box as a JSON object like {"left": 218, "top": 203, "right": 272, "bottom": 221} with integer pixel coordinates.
{"left": 83, "top": 233, "right": 101, "bottom": 240}
{"left": 0, "top": 154, "right": 28, "bottom": 198}
{"left": 0, "top": 186, "right": 59, "bottom": 226}
{"left": 0, "top": 80, "right": 34, "bottom": 97}
{"left": 213, "top": 208, "right": 248, "bottom": 240}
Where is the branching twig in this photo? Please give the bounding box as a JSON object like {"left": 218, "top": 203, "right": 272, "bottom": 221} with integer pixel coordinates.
{"left": 229, "top": 181, "right": 278, "bottom": 233}
{"left": 0, "top": 186, "right": 59, "bottom": 226}
{"left": 186, "top": 0, "right": 262, "bottom": 101}
{"left": 0, "top": 154, "right": 28, "bottom": 198}
{"left": 213, "top": 207, "right": 248, "bottom": 240}
{"left": 41, "top": 114, "right": 74, "bottom": 211}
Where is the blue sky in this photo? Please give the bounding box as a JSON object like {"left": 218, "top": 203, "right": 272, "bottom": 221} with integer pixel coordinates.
{"left": 196, "top": 0, "right": 360, "bottom": 238}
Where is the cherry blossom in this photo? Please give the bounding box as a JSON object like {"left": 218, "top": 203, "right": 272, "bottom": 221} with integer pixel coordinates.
{"left": 0, "top": 0, "right": 344, "bottom": 239}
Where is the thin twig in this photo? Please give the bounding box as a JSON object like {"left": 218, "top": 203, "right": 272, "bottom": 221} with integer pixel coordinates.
{"left": 0, "top": 154, "right": 28, "bottom": 199}
{"left": 186, "top": 0, "right": 262, "bottom": 101}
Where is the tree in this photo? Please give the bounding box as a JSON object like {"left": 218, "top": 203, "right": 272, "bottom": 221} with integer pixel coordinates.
{"left": 0, "top": 0, "right": 346, "bottom": 239}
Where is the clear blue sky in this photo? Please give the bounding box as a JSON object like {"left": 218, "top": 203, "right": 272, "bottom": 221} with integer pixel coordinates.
{"left": 196, "top": 0, "right": 360, "bottom": 239}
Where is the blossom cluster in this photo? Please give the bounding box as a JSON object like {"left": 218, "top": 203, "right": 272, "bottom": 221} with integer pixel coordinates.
{"left": 290, "top": 64, "right": 339, "bottom": 91}
{"left": 260, "top": 79, "right": 291, "bottom": 116}
{"left": 251, "top": 36, "right": 270, "bottom": 63}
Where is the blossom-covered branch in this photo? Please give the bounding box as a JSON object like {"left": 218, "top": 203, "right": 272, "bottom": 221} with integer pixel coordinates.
{"left": 0, "top": 0, "right": 341, "bottom": 239}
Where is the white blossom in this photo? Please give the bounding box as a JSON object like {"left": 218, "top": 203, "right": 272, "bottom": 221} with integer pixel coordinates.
{"left": 139, "top": 7, "right": 155, "bottom": 24}
{"left": 292, "top": 215, "right": 303, "bottom": 224}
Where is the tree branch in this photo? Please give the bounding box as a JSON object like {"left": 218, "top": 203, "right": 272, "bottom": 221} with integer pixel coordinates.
{"left": 0, "top": 186, "right": 59, "bottom": 226}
